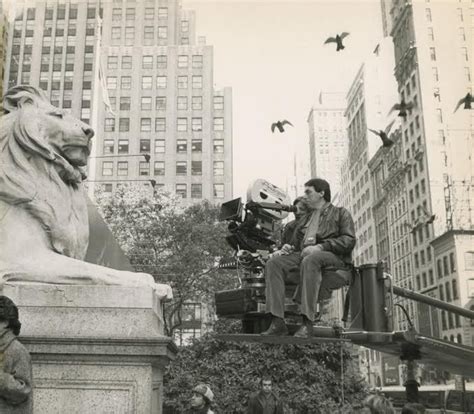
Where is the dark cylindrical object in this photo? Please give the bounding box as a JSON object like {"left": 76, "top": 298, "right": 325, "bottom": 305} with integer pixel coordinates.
{"left": 360, "top": 263, "right": 389, "bottom": 334}
{"left": 393, "top": 285, "right": 474, "bottom": 320}
{"left": 349, "top": 267, "right": 364, "bottom": 330}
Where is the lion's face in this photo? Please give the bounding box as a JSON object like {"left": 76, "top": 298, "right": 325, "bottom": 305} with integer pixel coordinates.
{"left": 23, "top": 106, "right": 94, "bottom": 167}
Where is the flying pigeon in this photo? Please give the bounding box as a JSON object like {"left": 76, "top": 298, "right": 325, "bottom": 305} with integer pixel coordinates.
{"left": 454, "top": 92, "right": 473, "bottom": 113}
{"left": 271, "top": 120, "right": 294, "bottom": 133}
{"left": 324, "top": 32, "right": 350, "bottom": 51}
{"left": 421, "top": 206, "right": 436, "bottom": 224}
{"left": 368, "top": 120, "right": 396, "bottom": 148}
{"left": 389, "top": 100, "right": 414, "bottom": 117}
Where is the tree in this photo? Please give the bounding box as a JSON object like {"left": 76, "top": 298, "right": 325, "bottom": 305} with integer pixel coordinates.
{"left": 95, "top": 185, "right": 237, "bottom": 336}
{"left": 164, "top": 320, "right": 368, "bottom": 413}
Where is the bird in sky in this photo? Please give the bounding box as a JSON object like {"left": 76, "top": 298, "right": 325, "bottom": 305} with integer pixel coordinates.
{"left": 389, "top": 100, "right": 414, "bottom": 117}
{"left": 271, "top": 120, "right": 294, "bottom": 133}
{"left": 368, "top": 120, "right": 396, "bottom": 148}
{"left": 454, "top": 92, "right": 473, "bottom": 113}
{"left": 324, "top": 32, "right": 350, "bottom": 51}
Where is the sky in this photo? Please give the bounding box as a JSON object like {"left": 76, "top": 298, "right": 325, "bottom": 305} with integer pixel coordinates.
{"left": 183, "top": 0, "right": 385, "bottom": 199}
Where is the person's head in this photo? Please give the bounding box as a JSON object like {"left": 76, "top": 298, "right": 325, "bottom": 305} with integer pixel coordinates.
{"left": 260, "top": 377, "right": 273, "bottom": 394}
{"left": 0, "top": 296, "right": 21, "bottom": 336}
{"left": 401, "top": 403, "right": 426, "bottom": 414}
{"left": 293, "top": 196, "right": 310, "bottom": 218}
{"left": 362, "top": 394, "right": 395, "bottom": 414}
{"left": 304, "top": 178, "right": 331, "bottom": 209}
{"left": 191, "top": 384, "right": 213, "bottom": 409}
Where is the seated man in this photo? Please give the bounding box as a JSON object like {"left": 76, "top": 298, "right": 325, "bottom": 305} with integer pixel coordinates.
{"left": 262, "top": 178, "right": 356, "bottom": 338}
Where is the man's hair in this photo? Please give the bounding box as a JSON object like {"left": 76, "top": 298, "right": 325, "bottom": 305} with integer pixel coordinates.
{"left": 260, "top": 376, "right": 272, "bottom": 385}
{"left": 0, "top": 296, "right": 21, "bottom": 336}
{"left": 304, "top": 178, "right": 331, "bottom": 202}
{"left": 363, "top": 394, "right": 395, "bottom": 414}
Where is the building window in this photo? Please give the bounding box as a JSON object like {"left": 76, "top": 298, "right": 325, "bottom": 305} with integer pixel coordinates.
{"left": 155, "top": 118, "right": 166, "bottom": 132}
{"left": 158, "top": 7, "right": 168, "bottom": 19}
{"left": 111, "top": 27, "right": 121, "bottom": 40}
{"left": 103, "top": 139, "right": 114, "bottom": 154}
{"left": 177, "top": 96, "right": 188, "bottom": 110}
{"left": 102, "top": 161, "right": 113, "bottom": 176}
{"left": 156, "top": 97, "right": 166, "bottom": 110}
{"left": 213, "top": 96, "right": 224, "bottom": 110}
{"left": 178, "top": 55, "right": 188, "bottom": 68}
{"left": 427, "top": 27, "right": 434, "bottom": 41}
{"left": 452, "top": 280, "right": 458, "bottom": 300}
{"left": 192, "top": 118, "right": 202, "bottom": 131}
{"left": 213, "top": 184, "right": 224, "bottom": 198}
{"left": 112, "top": 8, "right": 122, "bottom": 21}
{"left": 445, "top": 282, "right": 451, "bottom": 302}
{"left": 122, "top": 56, "right": 132, "bottom": 69}
{"left": 105, "top": 118, "right": 115, "bottom": 132}
{"left": 117, "top": 161, "right": 128, "bottom": 176}
{"left": 191, "top": 161, "right": 202, "bottom": 175}
{"left": 157, "top": 55, "right": 167, "bottom": 69}
{"left": 213, "top": 161, "right": 224, "bottom": 176}
{"left": 191, "top": 184, "right": 202, "bottom": 199}
{"left": 139, "top": 161, "right": 150, "bottom": 176}
{"left": 118, "top": 139, "right": 129, "bottom": 154}
{"left": 443, "top": 256, "right": 449, "bottom": 275}
{"left": 154, "top": 140, "right": 165, "bottom": 153}
{"left": 192, "top": 55, "right": 203, "bottom": 68}
{"left": 432, "top": 67, "right": 438, "bottom": 82}
{"left": 456, "top": 7, "right": 463, "bottom": 22}
{"left": 141, "top": 118, "right": 152, "bottom": 132}
{"left": 461, "top": 47, "right": 469, "bottom": 61}
{"left": 176, "top": 161, "right": 187, "bottom": 175}
{"left": 120, "top": 97, "right": 131, "bottom": 111}
{"left": 458, "top": 27, "right": 466, "bottom": 42}
{"left": 449, "top": 252, "right": 456, "bottom": 273}
{"left": 154, "top": 161, "right": 165, "bottom": 176}
{"left": 125, "top": 27, "right": 135, "bottom": 45}
{"left": 142, "top": 76, "right": 153, "bottom": 89}
{"left": 142, "top": 55, "right": 153, "bottom": 69}
{"left": 177, "top": 76, "right": 188, "bottom": 89}
{"left": 441, "top": 311, "right": 447, "bottom": 330}
{"left": 107, "top": 56, "right": 118, "bottom": 69}
{"left": 436, "top": 108, "right": 443, "bottom": 123}
{"left": 158, "top": 26, "right": 168, "bottom": 40}
{"left": 181, "top": 20, "right": 189, "bottom": 33}
{"left": 176, "top": 140, "right": 187, "bottom": 153}
{"left": 177, "top": 118, "right": 188, "bottom": 132}
{"left": 107, "top": 77, "right": 117, "bottom": 90}
{"left": 145, "top": 8, "right": 154, "bottom": 20}
{"left": 437, "top": 259, "right": 443, "bottom": 278}
{"left": 192, "top": 139, "right": 202, "bottom": 153}
{"left": 192, "top": 96, "right": 203, "bottom": 110}
{"left": 212, "top": 139, "right": 224, "bottom": 154}
{"left": 181, "top": 37, "right": 189, "bottom": 45}
{"left": 125, "top": 8, "right": 135, "bottom": 20}
{"left": 465, "top": 252, "right": 474, "bottom": 270}
{"left": 425, "top": 8, "right": 431, "bottom": 22}
{"left": 213, "top": 118, "right": 224, "bottom": 131}
{"left": 119, "top": 118, "right": 130, "bottom": 132}
{"left": 465, "top": 67, "right": 471, "bottom": 82}
{"left": 144, "top": 27, "right": 154, "bottom": 45}
{"left": 140, "top": 139, "right": 151, "bottom": 153}
{"left": 192, "top": 75, "right": 203, "bottom": 89}
{"left": 429, "top": 47, "right": 436, "bottom": 61}
{"left": 176, "top": 184, "right": 187, "bottom": 198}
{"left": 141, "top": 97, "right": 152, "bottom": 111}
{"left": 156, "top": 76, "right": 167, "bottom": 89}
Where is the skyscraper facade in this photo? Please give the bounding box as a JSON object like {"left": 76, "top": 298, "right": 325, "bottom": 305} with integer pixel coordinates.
{"left": 3, "top": 0, "right": 233, "bottom": 205}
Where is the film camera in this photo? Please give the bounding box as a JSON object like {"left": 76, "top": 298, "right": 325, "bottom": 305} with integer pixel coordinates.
{"left": 216, "top": 179, "right": 298, "bottom": 332}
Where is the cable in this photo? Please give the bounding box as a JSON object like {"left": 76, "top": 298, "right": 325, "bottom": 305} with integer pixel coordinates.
{"left": 394, "top": 303, "right": 415, "bottom": 329}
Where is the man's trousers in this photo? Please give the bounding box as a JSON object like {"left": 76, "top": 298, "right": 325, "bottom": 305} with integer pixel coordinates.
{"left": 264, "top": 251, "right": 346, "bottom": 321}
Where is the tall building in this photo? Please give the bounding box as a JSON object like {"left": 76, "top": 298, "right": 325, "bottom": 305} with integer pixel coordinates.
{"left": 307, "top": 91, "right": 347, "bottom": 198}
{"left": 343, "top": 37, "right": 398, "bottom": 267}
{"left": 4, "top": 0, "right": 233, "bottom": 205}
{"left": 0, "top": 0, "right": 13, "bottom": 100}
{"left": 387, "top": 0, "right": 473, "bottom": 337}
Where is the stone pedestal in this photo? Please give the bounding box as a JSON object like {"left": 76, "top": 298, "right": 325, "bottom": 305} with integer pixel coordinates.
{"left": 1, "top": 283, "right": 177, "bottom": 414}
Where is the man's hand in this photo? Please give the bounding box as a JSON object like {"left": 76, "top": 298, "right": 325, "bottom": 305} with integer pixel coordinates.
{"left": 280, "top": 244, "right": 294, "bottom": 255}
{"left": 301, "top": 244, "right": 323, "bottom": 258}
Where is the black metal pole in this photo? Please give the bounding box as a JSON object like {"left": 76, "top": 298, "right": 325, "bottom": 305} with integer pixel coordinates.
{"left": 393, "top": 286, "right": 474, "bottom": 320}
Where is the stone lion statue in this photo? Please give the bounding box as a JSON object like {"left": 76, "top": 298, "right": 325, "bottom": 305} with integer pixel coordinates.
{"left": 0, "top": 85, "right": 171, "bottom": 298}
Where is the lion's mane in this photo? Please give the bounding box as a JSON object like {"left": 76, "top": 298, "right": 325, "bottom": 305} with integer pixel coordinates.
{"left": 0, "top": 85, "right": 89, "bottom": 259}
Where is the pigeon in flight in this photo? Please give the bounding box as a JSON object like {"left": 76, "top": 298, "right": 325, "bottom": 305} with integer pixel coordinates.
{"left": 368, "top": 120, "right": 396, "bottom": 148}
{"left": 389, "top": 100, "right": 414, "bottom": 117}
{"left": 324, "top": 32, "right": 350, "bottom": 51}
{"left": 271, "top": 120, "right": 294, "bottom": 133}
{"left": 454, "top": 92, "right": 473, "bottom": 113}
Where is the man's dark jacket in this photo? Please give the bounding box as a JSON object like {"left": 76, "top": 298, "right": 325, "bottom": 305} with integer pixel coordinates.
{"left": 247, "top": 391, "right": 283, "bottom": 414}
{"left": 289, "top": 203, "right": 356, "bottom": 264}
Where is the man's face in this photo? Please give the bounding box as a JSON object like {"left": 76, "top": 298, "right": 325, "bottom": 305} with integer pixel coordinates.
{"left": 262, "top": 380, "right": 272, "bottom": 394}
{"left": 191, "top": 392, "right": 205, "bottom": 408}
{"left": 295, "top": 201, "right": 307, "bottom": 218}
{"left": 304, "top": 186, "right": 325, "bottom": 209}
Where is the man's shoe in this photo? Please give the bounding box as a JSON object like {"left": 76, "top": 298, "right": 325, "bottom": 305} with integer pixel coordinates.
{"left": 293, "top": 322, "right": 313, "bottom": 338}
{"left": 261, "top": 317, "right": 288, "bottom": 336}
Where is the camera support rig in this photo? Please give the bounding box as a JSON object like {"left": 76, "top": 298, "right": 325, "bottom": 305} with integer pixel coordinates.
{"left": 215, "top": 179, "right": 474, "bottom": 390}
